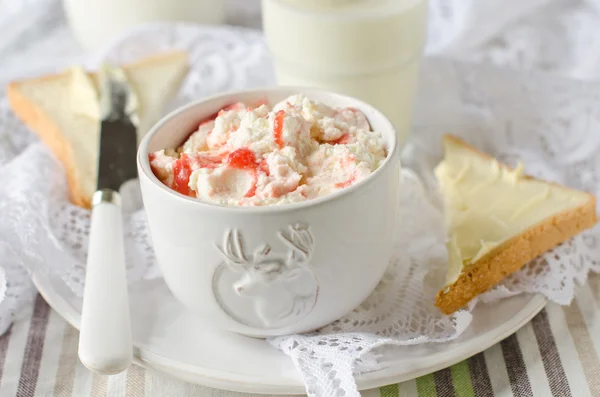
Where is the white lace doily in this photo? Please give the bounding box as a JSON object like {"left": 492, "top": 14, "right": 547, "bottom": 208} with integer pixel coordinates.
{"left": 2, "top": 20, "right": 600, "bottom": 397}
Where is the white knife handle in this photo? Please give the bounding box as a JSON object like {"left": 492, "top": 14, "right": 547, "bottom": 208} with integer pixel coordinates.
{"left": 78, "top": 189, "right": 132, "bottom": 375}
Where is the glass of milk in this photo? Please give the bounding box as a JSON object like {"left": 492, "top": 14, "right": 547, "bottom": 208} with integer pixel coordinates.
{"left": 261, "top": 0, "right": 428, "bottom": 146}
{"left": 63, "top": 0, "right": 226, "bottom": 51}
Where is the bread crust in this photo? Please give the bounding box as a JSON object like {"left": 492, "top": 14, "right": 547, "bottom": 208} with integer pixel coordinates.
{"left": 6, "top": 50, "right": 187, "bottom": 209}
{"left": 435, "top": 135, "right": 598, "bottom": 314}
{"left": 7, "top": 79, "right": 92, "bottom": 208}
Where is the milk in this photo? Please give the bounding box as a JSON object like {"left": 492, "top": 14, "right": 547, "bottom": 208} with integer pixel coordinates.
{"left": 261, "top": 0, "right": 428, "bottom": 145}
{"left": 63, "top": 0, "right": 225, "bottom": 51}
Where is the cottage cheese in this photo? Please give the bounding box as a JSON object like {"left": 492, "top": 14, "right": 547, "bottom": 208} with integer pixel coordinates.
{"left": 149, "top": 94, "right": 387, "bottom": 206}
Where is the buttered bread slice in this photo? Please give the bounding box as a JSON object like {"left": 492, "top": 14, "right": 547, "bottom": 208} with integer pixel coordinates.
{"left": 435, "top": 135, "right": 597, "bottom": 314}
{"left": 7, "top": 51, "right": 189, "bottom": 208}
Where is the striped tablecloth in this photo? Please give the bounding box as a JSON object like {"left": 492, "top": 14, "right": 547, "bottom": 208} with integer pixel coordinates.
{"left": 1, "top": 274, "right": 599, "bottom": 396}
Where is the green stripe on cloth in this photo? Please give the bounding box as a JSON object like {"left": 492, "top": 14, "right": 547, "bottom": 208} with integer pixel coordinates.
{"left": 450, "top": 361, "right": 474, "bottom": 397}
{"left": 379, "top": 383, "right": 399, "bottom": 397}
{"left": 416, "top": 373, "right": 436, "bottom": 397}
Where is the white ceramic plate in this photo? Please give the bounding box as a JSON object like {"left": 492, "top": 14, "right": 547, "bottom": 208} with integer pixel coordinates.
{"left": 33, "top": 271, "right": 546, "bottom": 394}
{"left": 28, "top": 23, "right": 549, "bottom": 394}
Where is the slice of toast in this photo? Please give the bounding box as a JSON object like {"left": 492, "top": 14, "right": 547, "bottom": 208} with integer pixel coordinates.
{"left": 7, "top": 51, "right": 189, "bottom": 208}
{"left": 435, "top": 135, "right": 598, "bottom": 314}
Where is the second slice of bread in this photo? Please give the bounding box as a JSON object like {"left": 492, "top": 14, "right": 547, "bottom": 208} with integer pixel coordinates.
{"left": 7, "top": 51, "right": 189, "bottom": 208}
{"left": 435, "top": 135, "right": 598, "bottom": 314}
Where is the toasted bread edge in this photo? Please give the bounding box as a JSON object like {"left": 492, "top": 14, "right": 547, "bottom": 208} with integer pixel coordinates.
{"left": 6, "top": 80, "right": 92, "bottom": 208}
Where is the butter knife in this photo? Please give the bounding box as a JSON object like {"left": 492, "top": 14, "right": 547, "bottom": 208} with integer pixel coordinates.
{"left": 78, "top": 66, "right": 137, "bottom": 374}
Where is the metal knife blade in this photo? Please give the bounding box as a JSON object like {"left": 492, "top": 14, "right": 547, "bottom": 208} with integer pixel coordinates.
{"left": 96, "top": 66, "right": 139, "bottom": 192}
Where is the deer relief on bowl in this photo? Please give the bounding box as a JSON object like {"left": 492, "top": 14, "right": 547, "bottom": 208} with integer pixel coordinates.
{"left": 212, "top": 223, "right": 318, "bottom": 330}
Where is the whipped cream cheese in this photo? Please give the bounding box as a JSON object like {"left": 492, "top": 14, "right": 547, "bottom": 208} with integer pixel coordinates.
{"left": 150, "top": 95, "right": 387, "bottom": 206}
{"left": 435, "top": 137, "right": 589, "bottom": 285}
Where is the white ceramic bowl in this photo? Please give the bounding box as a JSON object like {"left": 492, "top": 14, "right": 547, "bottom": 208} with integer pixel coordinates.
{"left": 137, "top": 87, "right": 401, "bottom": 337}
